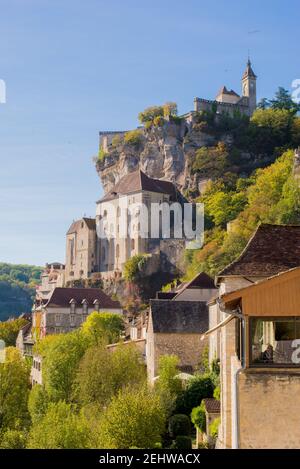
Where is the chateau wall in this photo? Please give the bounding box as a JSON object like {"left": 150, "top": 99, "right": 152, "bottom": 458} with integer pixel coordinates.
{"left": 194, "top": 97, "right": 250, "bottom": 117}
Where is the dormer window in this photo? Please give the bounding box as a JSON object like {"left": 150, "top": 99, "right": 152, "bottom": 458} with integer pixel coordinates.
{"left": 82, "top": 299, "right": 88, "bottom": 315}
{"left": 93, "top": 299, "right": 100, "bottom": 312}
{"left": 69, "top": 299, "right": 76, "bottom": 314}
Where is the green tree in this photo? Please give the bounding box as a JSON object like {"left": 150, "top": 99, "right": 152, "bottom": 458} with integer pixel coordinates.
{"left": 191, "top": 401, "right": 206, "bottom": 433}
{"left": 0, "top": 429, "right": 27, "bottom": 448}
{"left": 270, "top": 87, "right": 299, "bottom": 113}
{"left": 28, "top": 384, "right": 49, "bottom": 424}
{"left": 155, "top": 355, "right": 182, "bottom": 416}
{"left": 74, "top": 343, "right": 146, "bottom": 407}
{"left": 138, "top": 105, "right": 164, "bottom": 124}
{"left": 27, "top": 401, "right": 91, "bottom": 449}
{"left": 0, "top": 317, "right": 28, "bottom": 346}
{"left": 175, "top": 374, "right": 214, "bottom": 416}
{"left": 0, "top": 347, "right": 30, "bottom": 433}
{"left": 123, "top": 254, "right": 147, "bottom": 282}
{"left": 96, "top": 386, "right": 165, "bottom": 449}
{"left": 124, "top": 129, "right": 143, "bottom": 146}
{"left": 81, "top": 312, "right": 124, "bottom": 346}
{"left": 39, "top": 331, "right": 87, "bottom": 402}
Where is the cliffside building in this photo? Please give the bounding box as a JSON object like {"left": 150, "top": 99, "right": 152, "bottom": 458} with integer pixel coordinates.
{"left": 194, "top": 59, "right": 257, "bottom": 117}
{"left": 65, "top": 218, "right": 97, "bottom": 284}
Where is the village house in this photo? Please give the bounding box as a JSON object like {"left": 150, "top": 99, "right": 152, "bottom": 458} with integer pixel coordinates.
{"left": 214, "top": 267, "right": 300, "bottom": 449}
{"left": 35, "top": 262, "right": 65, "bottom": 302}
{"left": 208, "top": 223, "right": 300, "bottom": 363}
{"left": 32, "top": 286, "right": 122, "bottom": 338}
{"left": 156, "top": 272, "right": 217, "bottom": 302}
{"left": 29, "top": 286, "right": 122, "bottom": 385}
{"left": 146, "top": 299, "right": 208, "bottom": 381}
{"left": 204, "top": 223, "right": 300, "bottom": 448}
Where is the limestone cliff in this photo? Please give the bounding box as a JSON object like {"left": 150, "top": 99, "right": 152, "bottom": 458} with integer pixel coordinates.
{"left": 95, "top": 116, "right": 218, "bottom": 197}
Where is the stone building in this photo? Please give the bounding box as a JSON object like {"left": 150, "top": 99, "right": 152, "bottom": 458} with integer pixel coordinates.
{"left": 36, "top": 262, "right": 65, "bottom": 302}
{"left": 205, "top": 224, "right": 300, "bottom": 448}
{"left": 156, "top": 272, "right": 217, "bottom": 302}
{"left": 146, "top": 299, "right": 208, "bottom": 381}
{"left": 96, "top": 169, "right": 180, "bottom": 277}
{"left": 194, "top": 59, "right": 257, "bottom": 117}
{"left": 32, "top": 287, "right": 122, "bottom": 338}
{"left": 65, "top": 218, "right": 97, "bottom": 283}
{"left": 216, "top": 267, "right": 300, "bottom": 448}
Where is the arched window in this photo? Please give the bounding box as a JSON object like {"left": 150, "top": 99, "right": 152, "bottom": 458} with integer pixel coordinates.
{"left": 116, "top": 244, "right": 120, "bottom": 258}
{"left": 131, "top": 239, "right": 135, "bottom": 250}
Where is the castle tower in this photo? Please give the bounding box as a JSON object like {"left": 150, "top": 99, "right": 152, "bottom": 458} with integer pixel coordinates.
{"left": 242, "top": 59, "right": 257, "bottom": 115}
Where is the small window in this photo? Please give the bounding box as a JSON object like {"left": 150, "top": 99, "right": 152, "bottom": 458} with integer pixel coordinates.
{"left": 116, "top": 244, "right": 120, "bottom": 258}
{"left": 117, "top": 206, "right": 121, "bottom": 217}
{"left": 131, "top": 239, "right": 135, "bottom": 250}
{"left": 81, "top": 222, "right": 84, "bottom": 228}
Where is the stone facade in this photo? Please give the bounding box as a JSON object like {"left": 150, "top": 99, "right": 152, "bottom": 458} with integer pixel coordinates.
{"left": 146, "top": 299, "right": 209, "bottom": 381}
{"left": 65, "top": 218, "right": 97, "bottom": 283}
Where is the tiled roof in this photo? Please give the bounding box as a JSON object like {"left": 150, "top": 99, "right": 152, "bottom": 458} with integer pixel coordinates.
{"left": 217, "top": 224, "right": 300, "bottom": 279}
{"left": 47, "top": 287, "right": 121, "bottom": 309}
{"left": 203, "top": 398, "right": 220, "bottom": 414}
{"left": 217, "top": 86, "right": 240, "bottom": 97}
{"left": 66, "top": 218, "right": 96, "bottom": 235}
{"left": 150, "top": 300, "right": 208, "bottom": 333}
{"left": 98, "top": 169, "right": 176, "bottom": 202}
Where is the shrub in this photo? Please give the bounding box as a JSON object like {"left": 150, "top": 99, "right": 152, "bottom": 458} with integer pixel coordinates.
{"left": 123, "top": 254, "right": 147, "bottom": 282}
{"left": 0, "top": 429, "right": 27, "bottom": 449}
{"left": 111, "top": 135, "right": 123, "bottom": 147}
{"left": 171, "top": 435, "right": 192, "bottom": 449}
{"left": 124, "top": 129, "right": 143, "bottom": 146}
{"left": 138, "top": 105, "right": 164, "bottom": 124}
{"left": 209, "top": 417, "right": 220, "bottom": 440}
{"left": 153, "top": 115, "right": 164, "bottom": 127}
{"left": 175, "top": 374, "right": 214, "bottom": 415}
{"left": 98, "top": 146, "right": 108, "bottom": 161}
{"left": 168, "top": 414, "right": 191, "bottom": 438}
{"left": 163, "top": 102, "right": 178, "bottom": 118}
{"left": 213, "top": 385, "right": 220, "bottom": 401}
{"left": 191, "top": 402, "right": 206, "bottom": 433}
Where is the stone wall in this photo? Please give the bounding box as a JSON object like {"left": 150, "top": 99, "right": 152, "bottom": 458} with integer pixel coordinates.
{"left": 238, "top": 369, "right": 300, "bottom": 448}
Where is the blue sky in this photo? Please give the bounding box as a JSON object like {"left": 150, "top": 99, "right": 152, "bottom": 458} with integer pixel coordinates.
{"left": 0, "top": 0, "right": 299, "bottom": 266}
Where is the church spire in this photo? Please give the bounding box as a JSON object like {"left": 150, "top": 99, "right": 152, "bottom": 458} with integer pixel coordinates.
{"left": 242, "top": 57, "right": 257, "bottom": 79}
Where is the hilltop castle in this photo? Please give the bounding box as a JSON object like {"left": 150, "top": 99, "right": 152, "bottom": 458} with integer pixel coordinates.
{"left": 194, "top": 59, "right": 257, "bottom": 117}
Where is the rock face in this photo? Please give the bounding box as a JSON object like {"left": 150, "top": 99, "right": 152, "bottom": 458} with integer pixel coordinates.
{"left": 96, "top": 116, "right": 218, "bottom": 196}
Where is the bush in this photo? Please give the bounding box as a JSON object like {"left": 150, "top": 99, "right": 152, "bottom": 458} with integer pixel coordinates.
{"left": 209, "top": 417, "right": 220, "bottom": 440}
{"left": 138, "top": 105, "right": 164, "bottom": 124}
{"left": 98, "top": 146, "right": 108, "bottom": 161}
{"left": 124, "top": 129, "right": 143, "bottom": 146}
{"left": 0, "top": 429, "right": 27, "bottom": 449}
{"left": 191, "top": 402, "right": 206, "bottom": 433}
{"left": 111, "top": 135, "right": 123, "bottom": 147}
{"left": 153, "top": 115, "right": 164, "bottom": 127}
{"left": 175, "top": 374, "right": 214, "bottom": 415}
{"left": 171, "top": 435, "right": 192, "bottom": 449}
{"left": 168, "top": 414, "right": 191, "bottom": 438}
{"left": 123, "top": 254, "right": 147, "bottom": 282}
